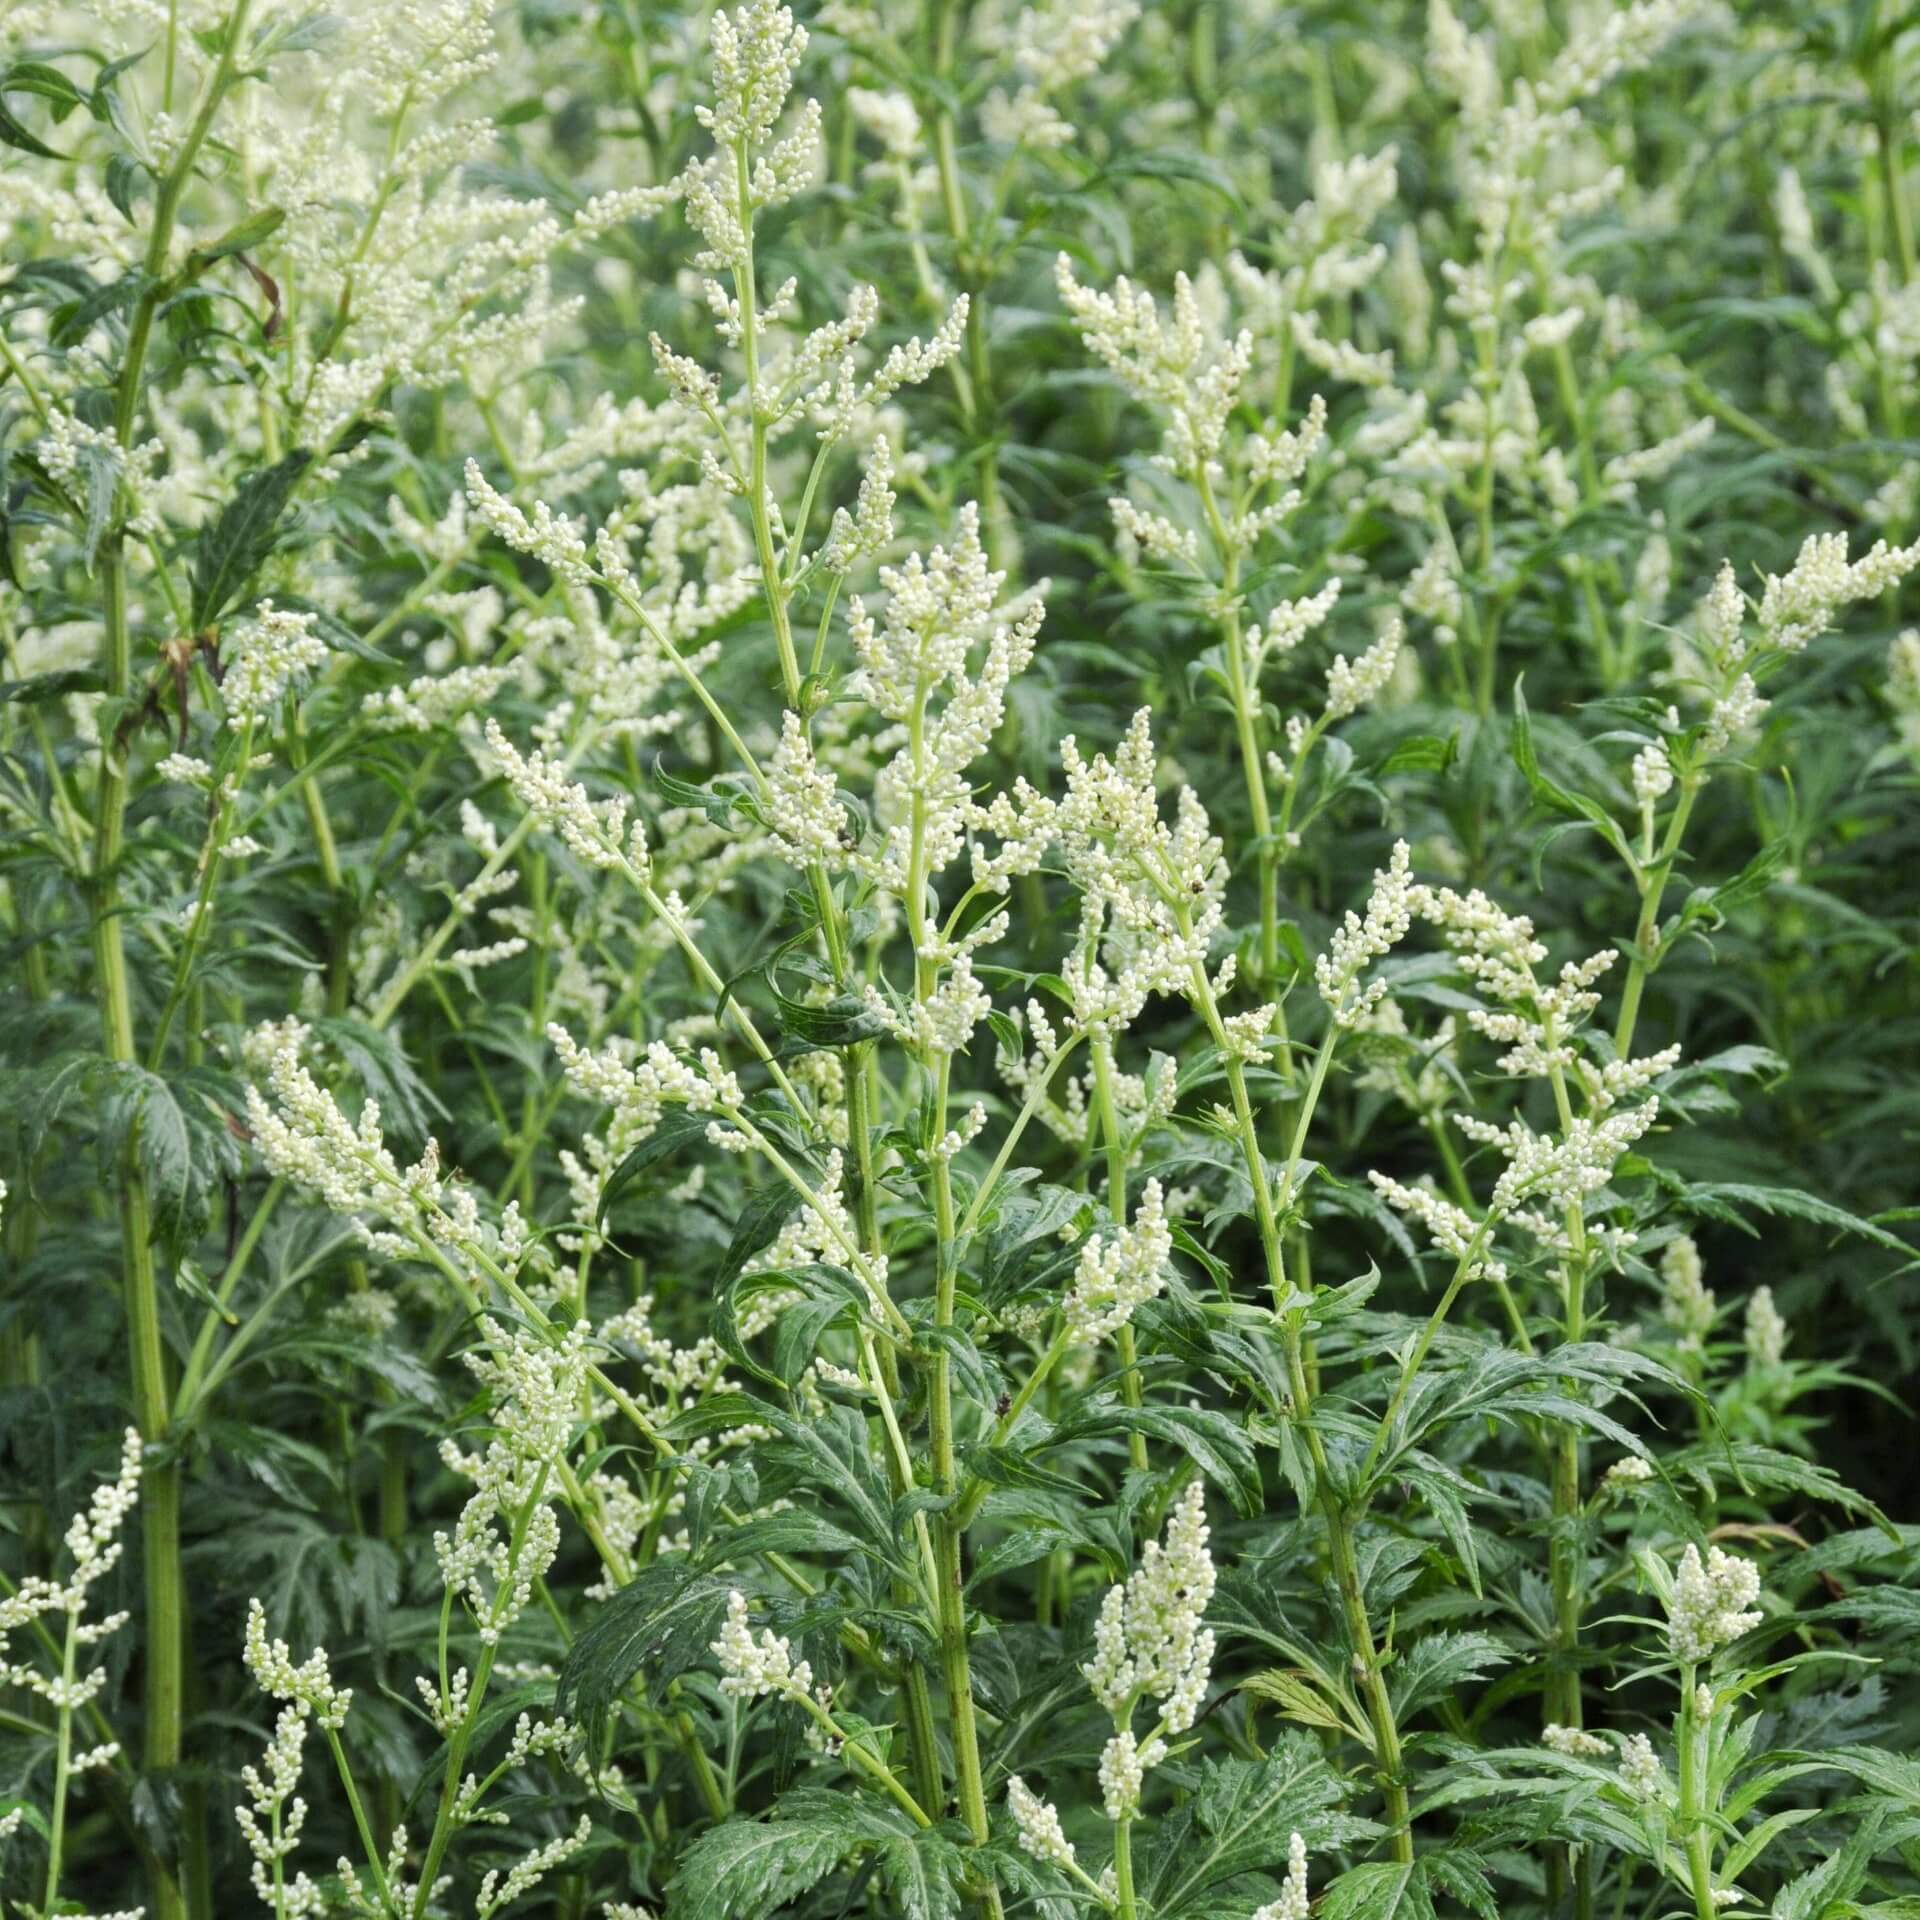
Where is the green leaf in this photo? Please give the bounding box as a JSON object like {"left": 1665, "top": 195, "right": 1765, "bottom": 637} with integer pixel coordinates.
{"left": 705, "top": 1509, "right": 867, "bottom": 1565}
{"left": 1074, "top": 148, "right": 1246, "bottom": 215}
{"left": 1378, "top": 731, "right": 1460, "bottom": 777}
{"left": 1049, "top": 1396, "right": 1262, "bottom": 1516}
{"left": 667, "top": 1811, "right": 854, "bottom": 1920}
{"left": 1, "top": 61, "right": 87, "bottom": 115}
{"left": 598, "top": 1110, "right": 713, "bottom": 1220}
{"left": 81, "top": 442, "right": 117, "bottom": 571}
{"left": 718, "top": 1179, "right": 804, "bottom": 1292}
{"left": 1143, "top": 1735, "right": 1374, "bottom": 1913}
{"left": 190, "top": 448, "right": 313, "bottom": 627}
{"left": 51, "top": 269, "right": 152, "bottom": 347}
{"left": 104, "top": 152, "right": 154, "bottom": 223}
{"left": 1388, "top": 1631, "right": 1511, "bottom": 1718}
{"left": 0, "top": 668, "right": 107, "bottom": 705}
{"left": 770, "top": 982, "right": 889, "bottom": 1051}
{"left": 94, "top": 1064, "right": 240, "bottom": 1257}
{"left": 180, "top": 205, "right": 286, "bottom": 279}
{"left": 0, "top": 62, "right": 80, "bottom": 157}
{"left": 1510, "top": 681, "right": 1634, "bottom": 865}
{"left": 554, "top": 1561, "right": 735, "bottom": 1746}
{"left": 185, "top": 1507, "right": 401, "bottom": 1653}
{"left": 1665, "top": 1178, "right": 1916, "bottom": 1262}
{"left": 1320, "top": 1861, "right": 1432, "bottom": 1920}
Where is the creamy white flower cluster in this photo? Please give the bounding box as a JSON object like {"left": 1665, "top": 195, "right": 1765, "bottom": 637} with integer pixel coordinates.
{"left": 1396, "top": 881, "right": 1679, "bottom": 1236}
{"left": 246, "top": 1027, "right": 543, "bottom": 1285}
{"left": 681, "top": 0, "right": 820, "bottom": 271}
{"left": 242, "top": 1599, "right": 351, "bottom": 1730}
{"left": 547, "top": 1023, "right": 746, "bottom": 1161}
{"left": 1054, "top": 710, "right": 1233, "bottom": 1027}
{"left": 1667, "top": 1544, "right": 1764, "bottom": 1664}
{"left": 1428, "top": 0, "right": 1694, "bottom": 258}
{"left": 1315, "top": 840, "right": 1417, "bottom": 1025}
{"left": 363, "top": 662, "right": 510, "bottom": 733}
{"left": 1453, "top": 1104, "right": 1660, "bottom": 1255}
{"left": 844, "top": 503, "right": 1049, "bottom": 892}
{"left": 1631, "top": 739, "right": 1674, "bottom": 809}
{"left": 465, "top": 459, "right": 592, "bottom": 586}
{"left": 1618, "top": 1730, "right": 1669, "bottom": 1801}
{"left": 969, "top": 0, "right": 1137, "bottom": 148}
{"left": 1676, "top": 537, "right": 1920, "bottom": 759}
{"left": 1542, "top": 1722, "right": 1610, "bottom": 1757}
{"left": 435, "top": 1319, "right": 591, "bottom": 1646}
{"left": 1322, "top": 617, "right": 1405, "bottom": 723}
{"left": 1235, "top": 140, "right": 1398, "bottom": 313}
{"left": 994, "top": 997, "right": 1175, "bottom": 1146}
{"left": 712, "top": 1588, "right": 812, "bottom": 1699}
{"left": 1887, "top": 630, "right": 1920, "bottom": 758}
{"left": 1084, "top": 1481, "right": 1216, "bottom": 1818}
{"left": 221, "top": 601, "right": 329, "bottom": 727}
{"left": 1541, "top": 1718, "right": 1669, "bottom": 1808}
{"left": 233, "top": 1596, "right": 360, "bottom": 1915}
{"left": 1006, "top": 1771, "right": 1081, "bottom": 1877}
{"left": 1064, "top": 1179, "right": 1173, "bottom": 1344}
{"left": 1755, "top": 532, "right": 1920, "bottom": 655}
{"left": 1056, "top": 254, "right": 1253, "bottom": 483}
{"left": 1252, "top": 1833, "right": 1313, "bottom": 1920}
{"left": 35, "top": 403, "right": 166, "bottom": 538}
{"left": 235, "top": 1690, "right": 324, "bottom": 1917}
{"left": 0, "top": 1429, "right": 142, "bottom": 1730}
{"left": 1745, "top": 1285, "right": 1787, "bottom": 1369}
{"left": 485, "top": 720, "right": 650, "bottom": 874}
{"left": 1365, "top": 1171, "right": 1506, "bottom": 1284}
{"left": 767, "top": 708, "right": 851, "bottom": 862}
{"left": 476, "top": 1814, "right": 594, "bottom": 1918}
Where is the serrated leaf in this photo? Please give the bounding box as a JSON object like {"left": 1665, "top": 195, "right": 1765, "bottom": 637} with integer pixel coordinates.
{"left": 1143, "top": 1735, "right": 1372, "bottom": 1913}
{"left": 667, "top": 1811, "right": 853, "bottom": 1920}
{"left": 1388, "top": 1631, "right": 1511, "bottom": 1718}
{"left": 554, "top": 1561, "right": 735, "bottom": 1746}
{"left": 1320, "top": 1860, "right": 1431, "bottom": 1920}
{"left": 190, "top": 448, "right": 313, "bottom": 627}
{"left": 1049, "top": 1396, "right": 1262, "bottom": 1516}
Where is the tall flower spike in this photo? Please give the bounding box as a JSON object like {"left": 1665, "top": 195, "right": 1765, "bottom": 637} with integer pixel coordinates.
{"left": 1083, "top": 1479, "right": 1217, "bottom": 1818}
{"left": 1315, "top": 840, "right": 1416, "bottom": 1025}
{"left": 1064, "top": 1178, "right": 1173, "bottom": 1344}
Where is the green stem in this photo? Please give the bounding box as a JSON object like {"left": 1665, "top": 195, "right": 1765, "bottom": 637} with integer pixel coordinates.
{"left": 39, "top": 1607, "right": 78, "bottom": 1912}
{"left": 1113, "top": 1813, "right": 1138, "bottom": 1920}
{"left": 1677, "top": 1666, "right": 1718, "bottom": 1920}
{"left": 1356, "top": 1260, "right": 1475, "bottom": 1495}
{"left": 930, "top": 1121, "right": 1003, "bottom": 1912}
{"left": 1193, "top": 462, "right": 1289, "bottom": 1050}
{"left": 410, "top": 1469, "right": 553, "bottom": 1913}
{"left": 324, "top": 1728, "right": 395, "bottom": 1913}
{"left": 1612, "top": 782, "right": 1699, "bottom": 1060}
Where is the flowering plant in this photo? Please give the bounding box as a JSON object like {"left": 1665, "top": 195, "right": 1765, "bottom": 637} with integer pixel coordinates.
{"left": 3, "top": 2, "right": 1918, "bottom": 1918}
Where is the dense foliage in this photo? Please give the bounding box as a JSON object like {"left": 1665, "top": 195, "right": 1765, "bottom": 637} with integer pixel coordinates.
{"left": 3, "top": 2, "right": 1919, "bottom": 1917}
